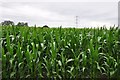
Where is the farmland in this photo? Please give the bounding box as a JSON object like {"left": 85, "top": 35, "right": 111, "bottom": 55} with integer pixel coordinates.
{"left": 1, "top": 26, "right": 120, "bottom": 79}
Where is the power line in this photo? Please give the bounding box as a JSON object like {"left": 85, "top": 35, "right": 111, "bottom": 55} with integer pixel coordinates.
{"left": 75, "top": 16, "right": 78, "bottom": 27}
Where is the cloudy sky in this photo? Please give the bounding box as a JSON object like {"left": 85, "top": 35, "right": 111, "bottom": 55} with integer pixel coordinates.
{"left": 0, "top": 0, "right": 119, "bottom": 28}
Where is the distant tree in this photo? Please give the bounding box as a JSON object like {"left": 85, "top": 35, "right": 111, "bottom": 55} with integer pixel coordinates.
{"left": 24, "top": 23, "right": 28, "bottom": 26}
{"left": 60, "top": 25, "right": 62, "bottom": 28}
{"left": 16, "top": 22, "right": 28, "bottom": 27}
{"left": 43, "top": 25, "right": 49, "bottom": 28}
{"left": 34, "top": 24, "right": 36, "bottom": 27}
{"left": 1, "top": 20, "right": 14, "bottom": 26}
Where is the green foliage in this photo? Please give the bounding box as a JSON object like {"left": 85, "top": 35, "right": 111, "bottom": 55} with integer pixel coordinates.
{"left": 16, "top": 22, "right": 28, "bottom": 27}
{"left": 42, "top": 25, "right": 49, "bottom": 28}
{"left": 1, "top": 26, "right": 120, "bottom": 79}
{"left": 1, "top": 20, "right": 14, "bottom": 26}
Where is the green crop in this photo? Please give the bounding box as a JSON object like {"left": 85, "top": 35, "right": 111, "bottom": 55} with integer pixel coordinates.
{"left": 0, "top": 26, "right": 2, "bottom": 79}
{"left": 1, "top": 26, "right": 120, "bottom": 79}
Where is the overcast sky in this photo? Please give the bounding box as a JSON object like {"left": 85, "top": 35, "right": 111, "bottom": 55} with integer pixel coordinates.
{"left": 0, "top": 0, "right": 119, "bottom": 28}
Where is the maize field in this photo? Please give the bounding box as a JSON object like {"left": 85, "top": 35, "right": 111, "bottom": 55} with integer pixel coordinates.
{"left": 1, "top": 26, "right": 120, "bottom": 79}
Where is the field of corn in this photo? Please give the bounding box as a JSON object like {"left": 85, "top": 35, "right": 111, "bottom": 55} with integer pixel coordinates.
{"left": 1, "top": 26, "right": 120, "bottom": 79}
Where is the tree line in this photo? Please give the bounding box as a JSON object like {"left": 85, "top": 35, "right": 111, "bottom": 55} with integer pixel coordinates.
{"left": 1, "top": 20, "right": 28, "bottom": 27}
{"left": 0, "top": 20, "right": 49, "bottom": 28}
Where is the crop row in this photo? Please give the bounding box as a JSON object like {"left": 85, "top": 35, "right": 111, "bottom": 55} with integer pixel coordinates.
{"left": 1, "top": 26, "right": 120, "bottom": 79}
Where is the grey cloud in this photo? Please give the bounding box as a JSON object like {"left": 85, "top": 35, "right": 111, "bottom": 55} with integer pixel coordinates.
{"left": 0, "top": 2, "right": 118, "bottom": 27}
{"left": 28, "top": 2, "right": 117, "bottom": 23}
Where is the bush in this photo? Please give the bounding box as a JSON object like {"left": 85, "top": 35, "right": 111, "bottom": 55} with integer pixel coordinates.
{"left": 42, "top": 25, "right": 49, "bottom": 28}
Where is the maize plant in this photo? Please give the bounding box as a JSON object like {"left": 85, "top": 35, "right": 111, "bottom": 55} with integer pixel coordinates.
{"left": 1, "top": 26, "right": 120, "bottom": 79}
